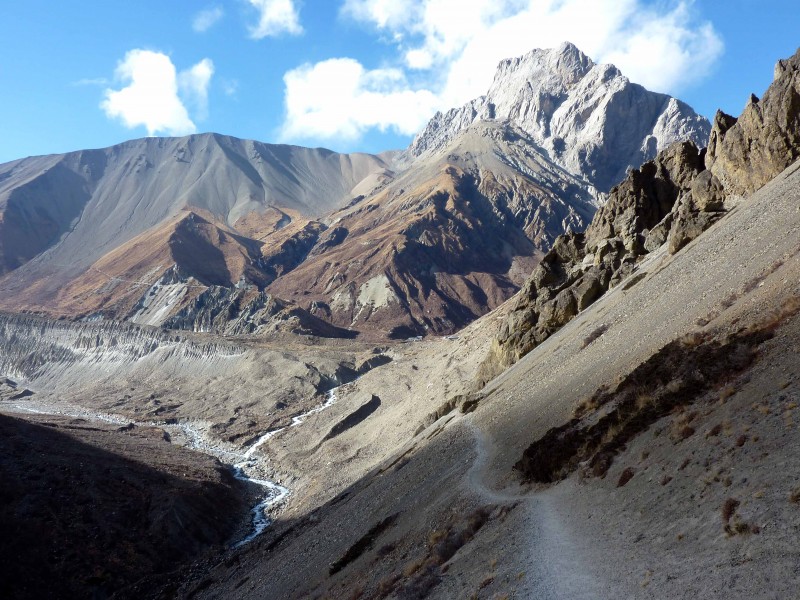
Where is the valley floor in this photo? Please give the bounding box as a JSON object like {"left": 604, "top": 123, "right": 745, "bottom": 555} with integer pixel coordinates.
{"left": 0, "top": 164, "right": 798, "bottom": 599}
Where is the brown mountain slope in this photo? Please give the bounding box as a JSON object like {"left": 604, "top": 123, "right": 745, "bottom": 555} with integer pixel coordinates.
{"left": 33, "top": 209, "right": 267, "bottom": 319}
{"left": 0, "top": 134, "right": 393, "bottom": 309}
{"left": 266, "top": 122, "right": 600, "bottom": 336}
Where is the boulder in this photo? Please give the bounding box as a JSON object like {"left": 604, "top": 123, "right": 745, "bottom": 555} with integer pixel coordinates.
{"left": 643, "top": 213, "right": 674, "bottom": 252}
{"left": 667, "top": 195, "right": 724, "bottom": 254}
{"left": 691, "top": 170, "right": 726, "bottom": 212}
{"left": 574, "top": 272, "right": 606, "bottom": 310}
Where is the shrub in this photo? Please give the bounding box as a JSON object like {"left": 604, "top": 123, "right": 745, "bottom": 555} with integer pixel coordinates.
{"left": 722, "top": 498, "right": 740, "bottom": 523}
{"left": 617, "top": 467, "right": 635, "bottom": 487}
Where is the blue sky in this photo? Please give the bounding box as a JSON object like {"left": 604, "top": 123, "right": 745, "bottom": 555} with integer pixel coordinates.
{"left": 0, "top": 0, "right": 798, "bottom": 164}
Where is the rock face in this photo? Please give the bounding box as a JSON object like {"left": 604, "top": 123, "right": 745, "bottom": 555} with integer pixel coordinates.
{"left": 0, "top": 311, "right": 243, "bottom": 384}
{"left": 479, "top": 141, "right": 706, "bottom": 382}
{"left": 480, "top": 47, "right": 800, "bottom": 383}
{"left": 161, "top": 285, "right": 356, "bottom": 337}
{"left": 407, "top": 42, "right": 711, "bottom": 192}
{"left": 706, "top": 48, "right": 800, "bottom": 196}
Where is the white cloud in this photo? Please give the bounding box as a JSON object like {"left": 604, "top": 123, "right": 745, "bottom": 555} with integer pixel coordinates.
{"left": 222, "top": 79, "right": 240, "bottom": 97}
{"left": 341, "top": 0, "right": 416, "bottom": 29}
{"left": 340, "top": 0, "right": 723, "bottom": 105}
{"left": 178, "top": 58, "right": 215, "bottom": 120}
{"left": 280, "top": 58, "right": 439, "bottom": 140}
{"left": 101, "top": 50, "right": 214, "bottom": 136}
{"left": 193, "top": 6, "right": 224, "bottom": 32}
{"left": 248, "top": 0, "right": 303, "bottom": 38}
{"left": 281, "top": 0, "right": 722, "bottom": 144}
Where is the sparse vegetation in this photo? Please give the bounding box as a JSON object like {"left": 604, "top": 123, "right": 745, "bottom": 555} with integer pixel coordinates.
{"left": 721, "top": 500, "right": 760, "bottom": 536}
{"left": 722, "top": 498, "right": 740, "bottom": 523}
{"left": 515, "top": 298, "right": 800, "bottom": 484}
{"left": 719, "top": 385, "right": 736, "bottom": 403}
{"left": 375, "top": 507, "right": 492, "bottom": 600}
{"left": 582, "top": 324, "right": 609, "bottom": 348}
{"left": 617, "top": 467, "right": 635, "bottom": 487}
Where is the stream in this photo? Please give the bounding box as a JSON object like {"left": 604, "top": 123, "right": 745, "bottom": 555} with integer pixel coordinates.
{"left": 3, "top": 384, "right": 346, "bottom": 548}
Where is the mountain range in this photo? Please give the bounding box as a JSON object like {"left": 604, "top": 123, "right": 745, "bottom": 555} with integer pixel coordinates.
{"left": 0, "top": 43, "right": 708, "bottom": 338}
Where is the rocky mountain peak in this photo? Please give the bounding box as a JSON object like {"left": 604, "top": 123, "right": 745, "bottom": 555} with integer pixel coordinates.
{"left": 489, "top": 42, "right": 597, "bottom": 95}
{"left": 407, "top": 42, "right": 711, "bottom": 193}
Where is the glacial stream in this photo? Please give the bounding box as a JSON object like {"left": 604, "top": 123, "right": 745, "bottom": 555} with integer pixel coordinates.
{"left": 3, "top": 384, "right": 346, "bottom": 548}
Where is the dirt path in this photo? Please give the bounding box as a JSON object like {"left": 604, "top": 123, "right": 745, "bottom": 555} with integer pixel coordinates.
{"left": 464, "top": 419, "right": 623, "bottom": 599}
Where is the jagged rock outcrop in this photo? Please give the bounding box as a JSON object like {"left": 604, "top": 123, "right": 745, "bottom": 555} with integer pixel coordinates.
{"left": 407, "top": 42, "right": 710, "bottom": 192}
{"left": 706, "top": 48, "right": 800, "bottom": 196}
{"left": 479, "top": 48, "right": 800, "bottom": 384}
{"left": 478, "top": 141, "right": 706, "bottom": 382}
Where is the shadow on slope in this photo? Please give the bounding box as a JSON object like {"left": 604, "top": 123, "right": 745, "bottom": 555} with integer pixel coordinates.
{"left": 0, "top": 414, "right": 248, "bottom": 600}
